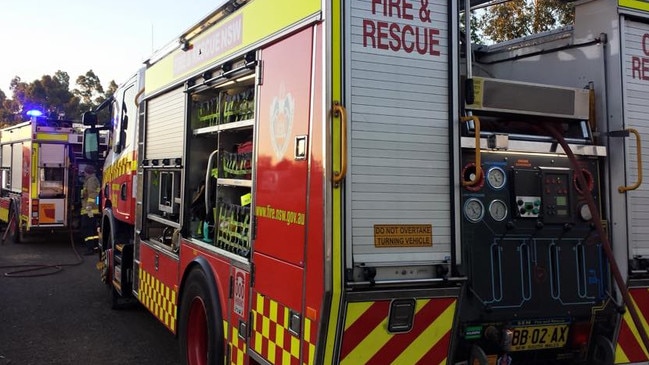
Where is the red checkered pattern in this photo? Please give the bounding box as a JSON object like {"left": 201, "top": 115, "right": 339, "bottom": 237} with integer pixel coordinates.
{"left": 251, "top": 293, "right": 301, "bottom": 365}
{"left": 224, "top": 320, "right": 248, "bottom": 365}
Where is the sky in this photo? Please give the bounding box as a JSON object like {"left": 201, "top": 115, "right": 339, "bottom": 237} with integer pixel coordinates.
{"left": 0, "top": 0, "right": 227, "bottom": 95}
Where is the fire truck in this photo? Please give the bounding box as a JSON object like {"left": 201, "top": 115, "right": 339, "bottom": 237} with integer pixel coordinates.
{"left": 0, "top": 113, "right": 103, "bottom": 242}
{"left": 80, "top": 0, "right": 649, "bottom": 364}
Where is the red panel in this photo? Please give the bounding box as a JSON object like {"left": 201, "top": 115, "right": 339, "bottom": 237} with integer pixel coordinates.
{"left": 112, "top": 175, "right": 134, "bottom": 224}
{"left": 253, "top": 251, "right": 303, "bottom": 311}
{"left": 254, "top": 26, "right": 314, "bottom": 266}
{"left": 178, "top": 239, "right": 236, "bottom": 325}
{"left": 139, "top": 242, "right": 180, "bottom": 288}
{"left": 110, "top": 151, "right": 136, "bottom": 225}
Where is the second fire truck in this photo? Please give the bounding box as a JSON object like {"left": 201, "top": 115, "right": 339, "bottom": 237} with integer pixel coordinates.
{"left": 0, "top": 113, "right": 104, "bottom": 242}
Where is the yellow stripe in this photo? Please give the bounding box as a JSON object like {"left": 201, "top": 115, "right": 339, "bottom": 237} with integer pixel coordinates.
{"left": 291, "top": 335, "right": 300, "bottom": 358}
{"left": 104, "top": 151, "right": 137, "bottom": 184}
{"left": 342, "top": 299, "right": 455, "bottom": 364}
{"left": 145, "top": 0, "right": 322, "bottom": 94}
{"left": 270, "top": 300, "right": 278, "bottom": 322}
{"left": 619, "top": 0, "right": 649, "bottom": 11}
{"left": 31, "top": 143, "right": 38, "bottom": 199}
{"left": 35, "top": 133, "right": 68, "bottom": 141}
{"left": 344, "top": 301, "right": 373, "bottom": 330}
{"left": 324, "top": 2, "right": 344, "bottom": 364}
{"left": 392, "top": 300, "right": 455, "bottom": 365}
{"left": 617, "top": 294, "right": 649, "bottom": 363}
{"left": 0, "top": 206, "right": 9, "bottom": 222}
{"left": 615, "top": 346, "right": 630, "bottom": 364}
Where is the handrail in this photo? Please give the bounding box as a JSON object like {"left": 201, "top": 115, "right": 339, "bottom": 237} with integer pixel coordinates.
{"left": 134, "top": 87, "right": 145, "bottom": 108}
{"left": 205, "top": 149, "right": 219, "bottom": 216}
{"left": 619, "top": 128, "right": 643, "bottom": 193}
{"left": 460, "top": 116, "right": 482, "bottom": 187}
{"left": 332, "top": 102, "right": 347, "bottom": 186}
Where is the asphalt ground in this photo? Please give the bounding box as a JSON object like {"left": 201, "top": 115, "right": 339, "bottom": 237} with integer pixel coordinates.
{"left": 0, "top": 229, "right": 180, "bottom": 365}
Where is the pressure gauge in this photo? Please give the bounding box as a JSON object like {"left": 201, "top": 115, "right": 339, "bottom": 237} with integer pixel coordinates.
{"left": 579, "top": 203, "right": 592, "bottom": 221}
{"left": 464, "top": 198, "right": 485, "bottom": 223}
{"left": 486, "top": 166, "right": 506, "bottom": 190}
{"left": 489, "top": 199, "right": 508, "bottom": 222}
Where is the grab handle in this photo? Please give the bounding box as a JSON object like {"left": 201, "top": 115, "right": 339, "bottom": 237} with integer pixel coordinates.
{"left": 205, "top": 149, "right": 219, "bottom": 215}
{"left": 333, "top": 101, "right": 348, "bottom": 186}
{"left": 611, "top": 128, "right": 643, "bottom": 193}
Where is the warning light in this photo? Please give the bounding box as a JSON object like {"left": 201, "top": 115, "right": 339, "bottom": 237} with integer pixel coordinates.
{"left": 26, "top": 109, "right": 43, "bottom": 117}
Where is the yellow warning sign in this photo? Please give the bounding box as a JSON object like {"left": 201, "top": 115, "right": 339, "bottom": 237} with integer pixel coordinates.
{"left": 374, "top": 224, "right": 433, "bottom": 248}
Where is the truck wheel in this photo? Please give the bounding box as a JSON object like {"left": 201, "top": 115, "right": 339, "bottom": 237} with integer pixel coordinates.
{"left": 179, "top": 268, "right": 223, "bottom": 365}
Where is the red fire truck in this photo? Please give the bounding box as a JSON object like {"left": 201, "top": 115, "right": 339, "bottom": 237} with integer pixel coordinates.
{"left": 0, "top": 113, "right": 103, "bottom": 242}
{"left": 81, "top": 0, "right": 649, "bottom": 364}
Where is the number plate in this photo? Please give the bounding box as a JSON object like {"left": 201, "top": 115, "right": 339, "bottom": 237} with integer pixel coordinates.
{"left": 510, "top": 324, "right": 569, "bottom": 351}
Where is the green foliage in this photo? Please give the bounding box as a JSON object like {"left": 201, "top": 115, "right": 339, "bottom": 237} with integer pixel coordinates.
{"left": 476, "top": 0, "right": 574, "bottom": 43}
{"left": 74, "top": 70, "right": 106, "bottom": 113}
{"left": 0, "top": 70, "right": 116, "bottom": 125}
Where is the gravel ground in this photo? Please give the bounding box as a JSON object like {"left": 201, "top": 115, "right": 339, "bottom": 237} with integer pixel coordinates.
{"left": 0, "top": 230, "right": 180, "bottom": 365}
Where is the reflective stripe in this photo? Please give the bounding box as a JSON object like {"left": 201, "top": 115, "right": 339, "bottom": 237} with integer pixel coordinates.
{"left": 84, "top": 235, "right": 99, "bottom": 242}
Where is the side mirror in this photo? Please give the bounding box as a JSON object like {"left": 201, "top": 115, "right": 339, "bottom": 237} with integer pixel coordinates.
{"left": 82, "top": 111, "right": 98, "bottom": 126}
{"left": 83, "top": 128, "right": 100, "bottom": 161}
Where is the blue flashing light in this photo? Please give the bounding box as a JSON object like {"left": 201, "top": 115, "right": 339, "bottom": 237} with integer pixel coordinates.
{"left": 26, "top": 109, "right": 43, "bottom": 117}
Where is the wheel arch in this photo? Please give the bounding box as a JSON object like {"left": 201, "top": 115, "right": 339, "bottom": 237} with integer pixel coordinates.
{"left": 100, "top": 207, "right": 116, "bottom": 250}
{"left": 100, "top": 207, "right": 134, "bottom": 249}
{"left": 177, "top": 256, "right": 226, "bottom": 344}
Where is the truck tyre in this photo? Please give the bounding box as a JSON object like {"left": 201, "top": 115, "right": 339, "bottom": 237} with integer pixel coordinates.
{"left": 105, "top": 233, "right": 121, "bottom": 309}
{"left": 103, "top": 232, "right": 132, "bottom": 310}
{"left": 179, "top": 268, "right": 224, "bottom": 365}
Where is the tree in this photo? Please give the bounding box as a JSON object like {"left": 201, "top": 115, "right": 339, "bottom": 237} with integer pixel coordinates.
{"left": 477, "top": 0, "right": 574, "bottom": 43}
{"left": 105, "top": 80, "right": 118, "bottom": 101}
{"left": 7, "top": 72, "right": 79, "bottom": 120}
{"left": 0, "top": 70, "right": 112, "bottom": 125}
{"left": 74, "top": 70, "right": 105, "bottom": 112}
{"left": 0, "top": 89, "right": 14, "bottom": 127}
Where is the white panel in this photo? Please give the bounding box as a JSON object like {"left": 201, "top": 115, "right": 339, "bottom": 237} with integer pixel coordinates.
{"left": 2, "top": 145, "right": 11, "bottom": 168}
{"left": 623, "top": 19, "right": 649, "bottom": 256}
{"left": 346, "top": 0, "right": 451, "bottom": 268}
{"left": 11, "top": 143, "right": 23, "bottom": 191}
{"left": 39, "top": 144, "right": 65, "bottom": 165}
{"left": 145, "top": 87, "right": 185, "bottom": 160}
